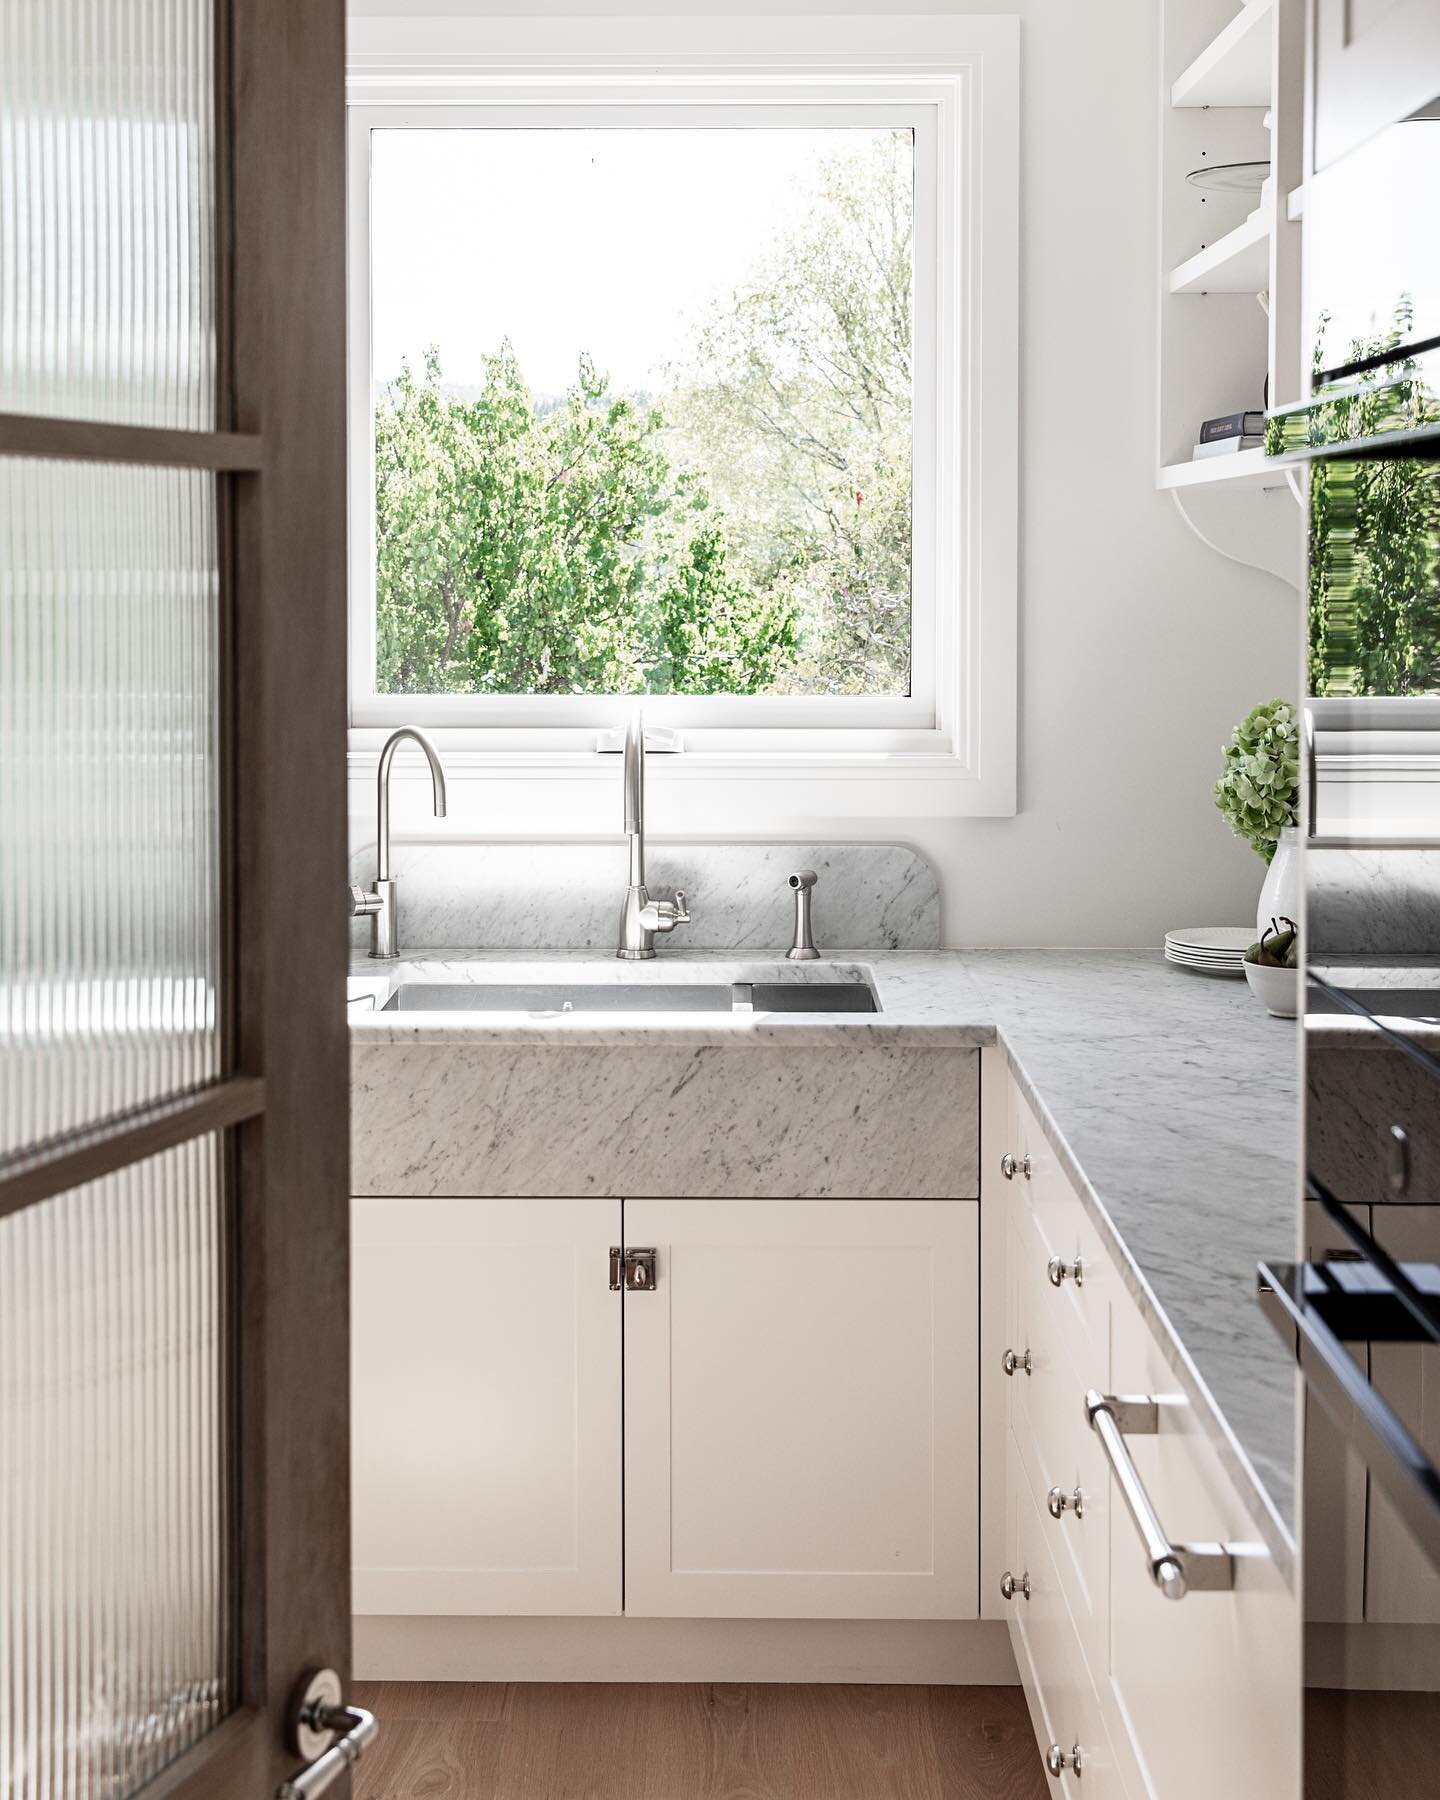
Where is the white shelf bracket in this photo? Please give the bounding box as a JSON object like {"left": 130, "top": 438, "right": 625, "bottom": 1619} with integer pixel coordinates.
{"left": 1168, "top": 482, "right": 1303, "bottom": 592}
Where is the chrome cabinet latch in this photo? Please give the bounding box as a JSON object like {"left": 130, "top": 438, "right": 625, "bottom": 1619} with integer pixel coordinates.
{"left": 277, "top": 1669, "right": 377, "bottom": 1800}
{"left": 609, "top": 1246, "right": 658, "bottom": 1292}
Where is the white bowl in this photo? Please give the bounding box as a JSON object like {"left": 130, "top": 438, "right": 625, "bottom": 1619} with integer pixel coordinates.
{"left": 1243, "top": 960, "right": 1298, "bottom": 1018}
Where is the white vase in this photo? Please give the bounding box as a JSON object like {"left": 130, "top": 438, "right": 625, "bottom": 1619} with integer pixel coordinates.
{"left": 1256, "top": 826, "right": 1301, "bottom": 939}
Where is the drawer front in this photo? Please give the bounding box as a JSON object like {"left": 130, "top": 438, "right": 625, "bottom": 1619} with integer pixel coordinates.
{"left": 1006, "top": 1430, "right": 1125, "bottom": 1800}
{"left": 1103, "top": 1298, "right": 1300, "bottom": 1800}
{"left": 1008, "top": 1208, "right": 1110, "bottom": 1669}
{"left": 1009, "top": 1083, "right": 1111, "bottom": 1356}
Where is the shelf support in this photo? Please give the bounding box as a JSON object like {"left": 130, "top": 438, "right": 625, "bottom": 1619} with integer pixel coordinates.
{"left": 1169, "top": 483, "right": 1303, "bottom": 591}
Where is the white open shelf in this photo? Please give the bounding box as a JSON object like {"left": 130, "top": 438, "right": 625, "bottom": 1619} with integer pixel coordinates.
{"left": 1168, "top": 206, "right": 1271, "bottom": 294}
{"left": 1157, "top": 446, "right": 1292, "bottom": 491}
{"left": 1155, "top": 0, "right": 1304, "bottom": 588}
{"left": 1171, "top": 0, "right": 1274, "bottom": 108}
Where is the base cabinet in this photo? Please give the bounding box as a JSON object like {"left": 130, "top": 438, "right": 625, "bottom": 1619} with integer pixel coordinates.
{"left": 354, "top": 1193, "right": 977, "bottom": 1625}
{"left": 623, "top": 1198, "right": 979, "bottom": 1620}
{"left": 352, "top": 1196, "right": 623, "bottom": 1616}
{"left": 997, "top": 1072, "right": 1300, "bottom": 1800}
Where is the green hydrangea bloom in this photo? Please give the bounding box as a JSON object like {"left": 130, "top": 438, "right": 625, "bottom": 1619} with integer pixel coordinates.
{"left": 1213, "top": 699, "right": 1300, "bottom": 865}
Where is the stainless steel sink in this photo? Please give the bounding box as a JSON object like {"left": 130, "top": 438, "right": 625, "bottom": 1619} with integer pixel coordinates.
{"left": 378, "top": 979, "right": 878, "bottom": 1015}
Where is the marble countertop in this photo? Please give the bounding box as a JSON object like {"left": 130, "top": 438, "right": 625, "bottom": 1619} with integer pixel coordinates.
{"left": 957, "top": 952, "right": 1298, "bottom": 1573}
{"left": 350, "top": 946, "right": 1298, "bottom": 1572}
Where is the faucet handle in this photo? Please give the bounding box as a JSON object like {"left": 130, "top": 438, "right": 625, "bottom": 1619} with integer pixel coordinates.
{"left": 349, "top": 883, "right": 382, "bottom": 918}
{"left": 641, "top": 888, "right": 690, "bottom": 935}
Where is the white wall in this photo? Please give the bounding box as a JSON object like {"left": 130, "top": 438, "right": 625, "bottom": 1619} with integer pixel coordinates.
{"left": 348, "top": 0, "right": 1303, "bottom": 947}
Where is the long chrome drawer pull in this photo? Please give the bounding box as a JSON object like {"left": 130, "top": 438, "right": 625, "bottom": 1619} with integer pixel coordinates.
{"left": 1084, "top": 1390, "right": 1234, "bottom": 1600}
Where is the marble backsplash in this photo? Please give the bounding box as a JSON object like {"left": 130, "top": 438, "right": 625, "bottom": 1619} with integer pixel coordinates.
{"left": 1307, "top": 845, "right": 1440, "bottom": 958}
{"left": 348, "top": 841, "right": 941, "bottom": 953}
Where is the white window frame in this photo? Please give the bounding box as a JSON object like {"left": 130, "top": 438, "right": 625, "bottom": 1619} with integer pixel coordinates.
{"left": 346, "top": 15, "right": 1019, "bottom": 821}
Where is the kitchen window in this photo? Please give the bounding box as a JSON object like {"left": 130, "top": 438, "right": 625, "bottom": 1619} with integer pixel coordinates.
{"left": 346, "top": 18, "right": 1018, "bottom": 817}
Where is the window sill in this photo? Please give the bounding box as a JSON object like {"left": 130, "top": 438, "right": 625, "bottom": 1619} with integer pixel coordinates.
{"left": 346, "top": 731, "right": 1016, "bottom": 822}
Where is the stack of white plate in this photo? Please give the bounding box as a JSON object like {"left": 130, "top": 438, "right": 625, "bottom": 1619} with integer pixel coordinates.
{"left": 1163, "top": 925, "right": 1252, "bottom": 976}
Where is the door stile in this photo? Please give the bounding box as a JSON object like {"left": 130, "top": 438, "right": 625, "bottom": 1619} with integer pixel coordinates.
{"left": 217, "top": 0, "right": 352, "bottom": 1790}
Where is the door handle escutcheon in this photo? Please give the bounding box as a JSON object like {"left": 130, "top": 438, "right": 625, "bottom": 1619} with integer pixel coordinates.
{"left": 278, "top": 1669, "right": 378, "bottom": 1800}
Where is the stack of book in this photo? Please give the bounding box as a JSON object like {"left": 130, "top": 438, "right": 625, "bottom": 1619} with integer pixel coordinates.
{"left": 1190, "top": 409, "right": 1264, "bottom": 460}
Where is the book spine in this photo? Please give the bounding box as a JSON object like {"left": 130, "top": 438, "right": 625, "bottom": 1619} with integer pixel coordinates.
{"left": 1199, "top": 410, "right": 1265, "bottom": 442}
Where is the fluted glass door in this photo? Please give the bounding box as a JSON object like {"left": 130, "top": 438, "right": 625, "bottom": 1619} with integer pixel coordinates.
{"left": 0, "top": 1, "right": 350, "bottom": 1796}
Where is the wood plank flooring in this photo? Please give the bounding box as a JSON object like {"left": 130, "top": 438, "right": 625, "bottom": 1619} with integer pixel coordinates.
{"left": 1304, "top": 1689, "right": 1439, "bottom": 1800}
{"left": 351, "top": 1681, "right": 1046, "bottom": 1800}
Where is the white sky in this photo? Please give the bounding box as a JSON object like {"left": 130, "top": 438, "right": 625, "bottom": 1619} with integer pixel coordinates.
{"left": 370, "top": 128, "right": 893, "bottom": 395}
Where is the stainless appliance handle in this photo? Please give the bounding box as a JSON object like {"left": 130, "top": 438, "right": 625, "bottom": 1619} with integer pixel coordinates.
{"left": 1259, "top": 1255, "right": 1440, "bottom": 1577}
{"left": 1303, "top": 705, "right": 1317, "bottom": 838}
{"left": 1084, "top": 1391, "right": 1234, "bottom": 1600}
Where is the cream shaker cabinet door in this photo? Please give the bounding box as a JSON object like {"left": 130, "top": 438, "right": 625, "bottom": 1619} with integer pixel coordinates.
{"left": 1312, "top": 0, "right": 1440, "bottom": 171}
{"left": 351, "top": 1197, "right": 623, "bottom": 1616}
{"left": 623, "top": 1198, "right": 979, "bottom": 1619}
{"left": 1104, "top": 1298, "right": 1300, "bottom": 1800}
{"left": 1362, "top": 1205, "right": 1440, "bottom": 1623}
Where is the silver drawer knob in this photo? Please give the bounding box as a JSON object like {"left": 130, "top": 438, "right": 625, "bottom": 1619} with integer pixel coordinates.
{"left": 1002, "top": 1347, "right": 1033, "bottom": 1377}
{"left": 1046, "top": 1743, "right": 1082, "bottom": 1779}
{"left": 999, "top": 1568, "right": 1031, "bottom": 1601}
{"left": 1047, "top": 1483, "right": 1084, "bottom": 1521}
{"left": 1047, "top": 1255, "right": 1083, "bottom": 1288}
{"left": 1000, "top": 1152, "right": 1032, "bottom": 1181}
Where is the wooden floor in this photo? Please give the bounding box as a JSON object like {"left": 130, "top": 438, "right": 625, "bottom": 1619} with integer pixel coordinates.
{"left": 351, "top": 1681, "right": 1047, "bottom": 1800}
{"left": 1304, "top": 1688, "right": 1439, "bottom": 1800}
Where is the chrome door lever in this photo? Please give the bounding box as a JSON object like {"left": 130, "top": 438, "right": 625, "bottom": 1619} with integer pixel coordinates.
{"left": 277, "top": 1669, "right": 378, "bottom": 1800}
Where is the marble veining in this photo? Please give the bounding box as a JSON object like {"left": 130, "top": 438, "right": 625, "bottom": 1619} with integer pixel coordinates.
{"left": 353, "top": 1037, "right": 979, "bottom": 1200}
{"left": 958, "top": 953, "right": 1299, "bottom": 1564}
{"left": 1308, "top": 845, "right": 1440, "bottom": 957}
{"left": 1309, "top": 1036, "right": 1440, "bottom": 1207}
{"left": 348, "top": 842, "right": 940, "bottom": 954}
{"left": 350, "top": 947, "right": 1298, "bottom": 1572}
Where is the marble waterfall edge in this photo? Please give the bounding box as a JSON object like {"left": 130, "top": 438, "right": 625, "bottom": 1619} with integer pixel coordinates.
{"left": 348, "top": 842, "right": 940, "bottom": 954}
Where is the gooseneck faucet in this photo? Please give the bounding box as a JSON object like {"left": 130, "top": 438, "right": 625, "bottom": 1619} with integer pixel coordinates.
{"left": 616, "top": 711, "right": 689, "bottom": 960}
{"left": 350, "top": 726, "right": 448, "bottom": 959}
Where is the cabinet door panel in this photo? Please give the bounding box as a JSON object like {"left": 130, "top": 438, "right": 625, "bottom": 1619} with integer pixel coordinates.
{"left": 1007, "top": 1209, "right": 1110, "bottom": 1678}
{"left": 1363, "top": 1206, "right": 1440, "bottom": 1623}
{"left": 1313, "top": 0, "right": 1440, "bottom": 171}
{"left": 1005, "top": 1431, "right": 1124, "bottom": 1800}
{"left": 624, "top": 1199, "right": 978, "bottom": 1619}
{"left": 352, "top": 1197, "right": 622, "bottom": 1616}
{"left": 1105, "top": 1298, "right": 1299, "bottom": 1800}
{"left": 1302, "top": 1200, "right": 1368, "bottom": 1625}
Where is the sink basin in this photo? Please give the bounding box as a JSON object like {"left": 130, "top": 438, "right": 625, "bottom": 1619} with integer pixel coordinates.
{"left": 377, "top": 979, "right": 879, "bottom": 1015}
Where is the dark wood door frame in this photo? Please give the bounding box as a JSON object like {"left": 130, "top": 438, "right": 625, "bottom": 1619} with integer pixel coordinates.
{"left": 214, "top": 0, "right": 353, "bottom": 1791}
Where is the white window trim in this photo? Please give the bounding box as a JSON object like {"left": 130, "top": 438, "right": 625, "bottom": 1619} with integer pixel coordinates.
{"left": 346, "top": 14, "right": 1019, "bottom": 821}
